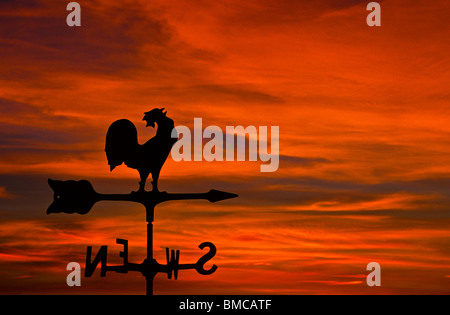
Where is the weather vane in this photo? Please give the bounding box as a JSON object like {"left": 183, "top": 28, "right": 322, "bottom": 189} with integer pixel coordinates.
{"left": 46, "top": 108, "right": 238, "bottom": 295}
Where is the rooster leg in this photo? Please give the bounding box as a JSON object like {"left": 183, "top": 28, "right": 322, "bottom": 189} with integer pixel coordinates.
{"left": 151, "top": 171, "right": 160, "bottom": 192}
{"left": 138, "top": 171, "right": 149, "bottom": 192}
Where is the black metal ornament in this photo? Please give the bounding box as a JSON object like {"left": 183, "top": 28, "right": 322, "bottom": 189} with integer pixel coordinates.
{"left": 47, "top": 109, "right": 238, "bottom": 295}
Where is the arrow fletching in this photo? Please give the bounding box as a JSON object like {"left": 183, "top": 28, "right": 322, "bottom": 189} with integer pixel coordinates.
{"left": 47, "top": 179, "right": 99, "bottom": 215}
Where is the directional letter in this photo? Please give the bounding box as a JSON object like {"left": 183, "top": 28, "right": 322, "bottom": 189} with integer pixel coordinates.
{"left": 366, "top": 262, "right": 381, "bottom": 286}
{"left": 166, "top": 248, "right": 180, "bottom": 279}
{"left": 66, "top": 262, "right": 81, "bottom": 287}
{"left": 366, "top": 2, "right": 381, "bottom": 27}
{"left": 117, "top": 239, "right": 128, "bottom": 268}
{"left": 66, "top": 2, "right": 81, "bottom": 27}
{"left": 85, "top": 246, "right": 108, "bottom": 277}
{"left": 196, "top": 242, "right": 218, "bottom": 275}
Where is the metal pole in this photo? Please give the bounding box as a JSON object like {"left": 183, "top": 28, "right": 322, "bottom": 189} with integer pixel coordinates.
{"left": 146, "top": 221, "right": 153, "bottom": 296}
{"left": 46, "top": 180, "right": 237, "bottom": 295}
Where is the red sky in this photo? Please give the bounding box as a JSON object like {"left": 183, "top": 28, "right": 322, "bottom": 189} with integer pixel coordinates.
{"left": 1, "top": 0, "right": 450, "bottom": 294}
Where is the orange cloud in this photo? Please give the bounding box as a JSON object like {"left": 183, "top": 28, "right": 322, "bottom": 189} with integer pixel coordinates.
{"left": 1, "top": 0, "right": 450, "bottom": 295}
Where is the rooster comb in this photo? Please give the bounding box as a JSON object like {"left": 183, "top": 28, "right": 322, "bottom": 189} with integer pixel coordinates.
{"left": 144, "top": 108, "right": 166, "bottom": 115}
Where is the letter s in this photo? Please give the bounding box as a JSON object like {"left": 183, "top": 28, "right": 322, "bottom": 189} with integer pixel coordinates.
{"left": 196, "top": 242, "right": 218, "bottom": 275}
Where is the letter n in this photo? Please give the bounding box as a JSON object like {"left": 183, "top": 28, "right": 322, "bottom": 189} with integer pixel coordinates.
{"left": 85, "top": 246, "right": 108, "bottom": 277}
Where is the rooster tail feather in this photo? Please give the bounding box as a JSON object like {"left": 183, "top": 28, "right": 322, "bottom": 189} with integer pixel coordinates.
{"left": 105, "top": 119, "right": 139, "bottom": 170}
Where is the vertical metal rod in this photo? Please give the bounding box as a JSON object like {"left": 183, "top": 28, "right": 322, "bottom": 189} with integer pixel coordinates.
{"left": 146, "top": 221, "right": 153, "bottom": 296}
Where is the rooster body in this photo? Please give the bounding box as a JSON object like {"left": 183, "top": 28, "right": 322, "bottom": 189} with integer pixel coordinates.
{"left": 105, "top": 108, "right": 177, "bottom": 192}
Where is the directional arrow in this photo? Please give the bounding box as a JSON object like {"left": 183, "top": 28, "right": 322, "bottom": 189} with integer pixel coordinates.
{"left": 161, "top": 190, "right": 239, "bottom": 203}
{"left": 47, "top": 178, "right": 238, "bottom": 296}
{"left": 47, "top": 179, "right": 238, "bottom": 216}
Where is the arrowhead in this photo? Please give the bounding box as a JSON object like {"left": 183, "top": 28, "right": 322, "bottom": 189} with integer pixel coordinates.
{"left": 206, "top": 190, "right": 239, "bottom": 203}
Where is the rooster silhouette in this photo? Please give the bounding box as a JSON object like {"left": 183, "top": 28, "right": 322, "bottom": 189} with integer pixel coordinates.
{"left": 105, "top": 108, "right": 178, "bottom": 192}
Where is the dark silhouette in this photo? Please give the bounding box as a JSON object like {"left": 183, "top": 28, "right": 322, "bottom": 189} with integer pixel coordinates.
{"left": 84, "top": 238, "right": 217, "bottom": 281}
{"left": 47, "top": 179, "right": 238, "bottom": 217}
{"left": 47, "top": 108, "right": 238, "bottom": 295}
{"left": 105, "top": 108, "right": 177, "bottom": 192}
{"left": 47, "top": 178, "right": 237, "bottom": 295}
{"left": 47, "top": 179, "right": 98, "bottom": 215}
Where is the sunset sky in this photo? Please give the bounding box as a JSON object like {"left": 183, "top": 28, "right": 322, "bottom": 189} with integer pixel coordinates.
{"left": 1, "top": 0, "right": 450, "bottom": 294}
